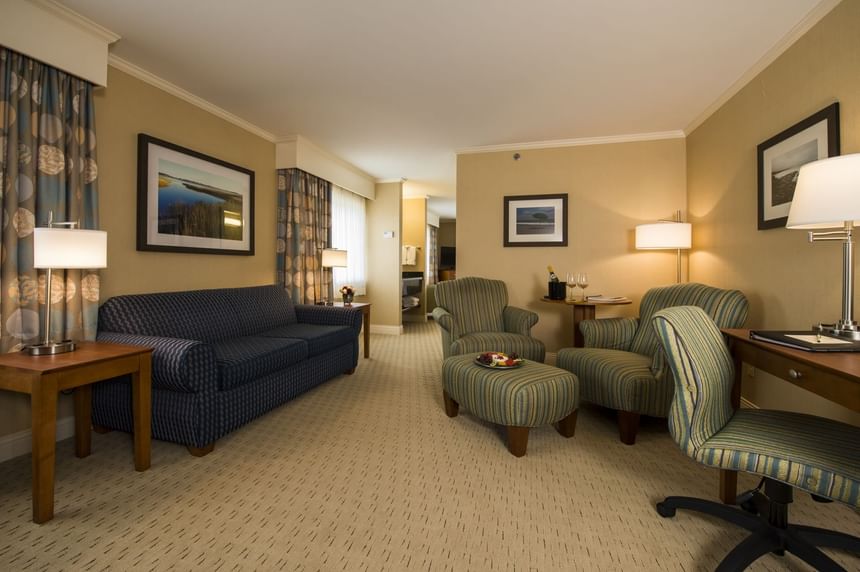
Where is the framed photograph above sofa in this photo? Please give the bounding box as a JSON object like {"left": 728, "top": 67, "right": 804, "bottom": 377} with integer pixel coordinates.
{"left": 757, "top": 102, "right": 839, "bottom": 230}
{"left": 137, "top": 134, "right": 255, "bottom": 254}
{"left": 503, "top": 193, "right": 568, "bottom": 247}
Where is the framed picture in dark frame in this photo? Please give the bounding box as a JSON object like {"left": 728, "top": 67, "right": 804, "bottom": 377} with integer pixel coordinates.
{"left": 137, "top": 134, "right": 255, "bottom": 255}
{"left": 503, "top": 194, "right": 568, "bottom": 247}
{"left": 757, "top": 102, "right": 839, "bottom": 230}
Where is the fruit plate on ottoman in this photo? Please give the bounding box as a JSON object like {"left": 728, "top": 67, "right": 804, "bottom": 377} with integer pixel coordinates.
{"left": 441, "top": 353, "right": 580, "bottom": 457}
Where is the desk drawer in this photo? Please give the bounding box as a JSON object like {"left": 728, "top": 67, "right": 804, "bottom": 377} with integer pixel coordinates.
{"left": 734, "top": 342, "right": 860, "bottom": 412}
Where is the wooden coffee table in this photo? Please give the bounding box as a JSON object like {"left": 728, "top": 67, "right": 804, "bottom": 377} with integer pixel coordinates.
{"left": 0, "top": 342, "right": 152, "bottom": 523}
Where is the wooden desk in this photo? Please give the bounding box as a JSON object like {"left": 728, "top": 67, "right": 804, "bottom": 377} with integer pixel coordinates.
{"left": 719, "top": 329, "right": 860, "bottom": 504}
{"left": 541, "top": 297, "right": 632, "bottom": 347}
{"left": 333, "top": 302, "right": 371, "bottom": 358}
{"left": 0, "top": 342, "right": 152, "bottom": 523}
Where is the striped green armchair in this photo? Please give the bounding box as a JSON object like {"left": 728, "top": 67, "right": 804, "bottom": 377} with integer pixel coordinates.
{"left": 556, "top": 283, "right": 748, "bottom": 444}
{"left": 652, "top": 306, "right": 860, "bottom": 570}
{"left": 432, "top": 277, "right": 545, "bottom": 362}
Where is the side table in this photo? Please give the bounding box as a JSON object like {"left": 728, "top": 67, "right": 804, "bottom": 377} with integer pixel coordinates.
{"left": 0, "top": 341, "right": 152, "bottom": 523}
{"left": 333, "top": 301, "right": 371, "bottom": 358}
{"left": 541, "top": 297, "right": 632, "bottom": 347}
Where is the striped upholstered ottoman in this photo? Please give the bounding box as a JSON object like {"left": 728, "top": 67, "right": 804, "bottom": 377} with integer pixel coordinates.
{"left": 441, "top": 355, "right": 579, "bottom": 457}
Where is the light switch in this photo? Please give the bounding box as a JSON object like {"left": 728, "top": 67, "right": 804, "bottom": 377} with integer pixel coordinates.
{"left": 383, "top": 231, "right": 395, "bottom": 238}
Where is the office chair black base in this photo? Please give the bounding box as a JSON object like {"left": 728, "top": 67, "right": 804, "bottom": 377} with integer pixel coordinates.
{"left": 656, "top": 479, "right": 860, "bottom": 572}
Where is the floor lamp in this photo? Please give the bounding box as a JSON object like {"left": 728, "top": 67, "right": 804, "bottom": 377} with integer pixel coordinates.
{"left": 321, "top": 248, "right": 347, "bottom": 306}
{"left": 635, "top": 211, "right": 692, "bottom": 283}
{"left": 787, "top": 153, "right": 860, "bottom": 340}
{"left": 27, "top": 217, "right": 108, "bottom": 355}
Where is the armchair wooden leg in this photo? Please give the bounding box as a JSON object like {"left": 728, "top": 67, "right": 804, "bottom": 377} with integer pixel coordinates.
{"left": 618, "top": 411, "right": 640, "bottom": 445}
{"left": 187, "top": 442, "right": 215, "bottom": 457}
{"left": 442, "top": 390, "right": 459, "bottom": 417}
{"left": 506, "top": 426, "right": 529, "bottom": 457}
{"left": 555, "top": 409, "right": 578, "bottom": 438}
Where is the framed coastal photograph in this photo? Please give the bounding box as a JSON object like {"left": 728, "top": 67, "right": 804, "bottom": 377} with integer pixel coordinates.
{"left": 137, "top": 134, "right": 255, "bottom": 254}
{"left": 503, "top": 193, "right": 568, "bottom": 247}
{"left": 757, "top": 102, "right": 839, "bottom": 230}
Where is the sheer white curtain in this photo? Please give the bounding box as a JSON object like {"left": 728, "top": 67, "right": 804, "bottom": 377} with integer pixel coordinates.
{"left": 331, "top": 185, "right": 368, "bottom": 295}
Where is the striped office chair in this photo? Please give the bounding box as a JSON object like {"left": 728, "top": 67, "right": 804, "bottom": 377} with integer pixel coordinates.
{"left": 557, "top": 283, "right": 748, "bottom": 444}
{"left": 432, "top": 277, "right": 545, "bottom": 362}
{"left": 652, "top": 306, "right": 860, "bottom": 571}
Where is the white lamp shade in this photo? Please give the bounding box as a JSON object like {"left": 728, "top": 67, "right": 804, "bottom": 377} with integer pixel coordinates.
{"left": 635, "top": 222, "right": 691, "bottom": 250}
{"left": 321, "top": 248, "right": 347, "bottom": 268}
{"left": 34, "top": 228, "right": 107, "bottom": 269}
{"left": 787, "top": 153, "right": 860, "bottom": 229}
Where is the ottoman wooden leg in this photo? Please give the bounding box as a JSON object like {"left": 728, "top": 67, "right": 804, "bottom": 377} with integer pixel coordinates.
{"left": 555, "top": 409, "right": 578, "bottom": 438}
{"left": 506, "top": 426, "right": 529, "bottom": 457}
{"left": 443, "top": 390, "right": 459, "bottom": 417}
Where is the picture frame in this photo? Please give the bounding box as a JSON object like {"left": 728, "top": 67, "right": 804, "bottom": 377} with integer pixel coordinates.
{"left": 137, "top": 134, "right": 255, "bottom": 255}
{"left": 757, "top": 102, "right": 839, "bottom": 230}
{"left": 503, "top": 193, "right": 568, "bottom": 247}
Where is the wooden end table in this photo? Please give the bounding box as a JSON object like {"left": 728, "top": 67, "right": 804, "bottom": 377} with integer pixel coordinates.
{"left": 0, "top": 342, "right": 153, "bottom": 523}
{"left": 541, "top": 297, "right": 632, "bottom": 347}
{"left": 333, "top": 302, "right": 371, "bottom": 358}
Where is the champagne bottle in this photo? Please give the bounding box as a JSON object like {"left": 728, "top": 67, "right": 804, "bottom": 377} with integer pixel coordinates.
{"left": 547, "top": 265, "right": 560, "bottom": 283}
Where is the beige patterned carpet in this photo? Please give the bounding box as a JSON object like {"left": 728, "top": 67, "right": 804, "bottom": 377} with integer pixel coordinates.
{"left": 0, "top": 322, "right": 858, "bottom": 571}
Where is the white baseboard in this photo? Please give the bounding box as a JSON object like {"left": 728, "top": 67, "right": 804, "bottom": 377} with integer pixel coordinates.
{"left": 370, "top": 324, "right": 403, "bottom": 335}
{"left": 0, "top": 415, "right": 76, "bottom": 463}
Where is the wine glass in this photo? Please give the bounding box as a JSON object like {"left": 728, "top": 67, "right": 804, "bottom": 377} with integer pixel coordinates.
{"left": 577, "top": 272, "right": 589, "bottom": 301}
{"left": 566, "top": 272, "right": 577, "bottom": 302}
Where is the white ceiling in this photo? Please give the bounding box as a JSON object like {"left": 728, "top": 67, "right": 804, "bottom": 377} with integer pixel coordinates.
{"left": 60, "top": 0, "right": 831, "bottom": 219}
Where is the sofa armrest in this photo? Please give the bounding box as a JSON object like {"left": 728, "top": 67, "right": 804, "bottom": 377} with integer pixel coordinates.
{"left": 432, "top": 307, "right": 454, "bottom": 334}
{"left": 294, "top": 304, "right": 362, "bottom": 334}
{"left": 503, "top": 306, "right": 538, "bottom": 336}
{"left": 580, "top": 317, "right": 639, "bottom": 350}
{"left": 96, "top": 332, "right": 216, "bottom": 393}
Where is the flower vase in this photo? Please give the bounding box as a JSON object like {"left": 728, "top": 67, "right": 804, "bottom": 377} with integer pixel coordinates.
{"left": 342, "top": 293, "right": 354, "bottom": 306}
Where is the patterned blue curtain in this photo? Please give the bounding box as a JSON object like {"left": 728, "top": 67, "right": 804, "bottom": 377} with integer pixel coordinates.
{"left": 276, "top": 168, "right": 331, "bottom": 304}
{"left": 0, "top": 48, "right": 100, "bottom": 352}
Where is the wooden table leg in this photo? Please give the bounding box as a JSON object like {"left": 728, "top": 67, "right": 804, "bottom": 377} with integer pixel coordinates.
{"left": 30, "top": 374, "right": 58, "bottom": 524}
{"left": 363, "top": 306, "right": 370, "bottom": 358}
{"left": 572, "top": 304, "right": 596, "bottom": 347}
{"left": 131, "top": 354, "right": 152, "bottom": 472}
{"left": 74, "top": 384, "right": 92, "bottom": 458}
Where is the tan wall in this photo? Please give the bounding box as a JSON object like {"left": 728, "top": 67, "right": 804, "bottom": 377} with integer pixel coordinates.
{"left": 687, "top": 0, "right": 860, "bottom": 425}
{"left": 457, "top": 139, "right": 687, "bottom": 352}
{"left": 0, "top": 66, "right": 276, "bottom": 440}
{"left": 438, "top": 221, "right": 456, "bottom": 248}
{"left": 402, "top": 198, "right": 427, "bottom": 273}
{"left": 364, "top": 182, "right": 403, "bottom": 330}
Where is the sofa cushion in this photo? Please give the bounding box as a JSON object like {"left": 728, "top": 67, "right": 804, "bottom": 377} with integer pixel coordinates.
{"left": 227, "top": 285, "right": 298, "bottom": 336}
{"left": 213, "top": 336, "right": 308, "bottom": 390}
{"left": 259, "top": 323, "right": 355, "bottom": 357}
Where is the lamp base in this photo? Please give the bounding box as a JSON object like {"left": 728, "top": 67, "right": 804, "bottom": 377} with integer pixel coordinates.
{"left": 815, "top": 321, "right": 860, "bottom": 341}
{"left": 25, "top": 340, "right": 76, "bottom": 356}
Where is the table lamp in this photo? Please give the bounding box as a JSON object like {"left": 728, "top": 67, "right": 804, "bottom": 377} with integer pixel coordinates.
{"left": 320, "top": 248, "right": 347, "bottom": 306}
{"left": 28, "top": 217, "right": 108, "bottom": 355}
{"left": 787, "top": 153, "right": 860, "bottom": 340}
{"left": 635, "top": 211, "right": 692, "bottom": 283}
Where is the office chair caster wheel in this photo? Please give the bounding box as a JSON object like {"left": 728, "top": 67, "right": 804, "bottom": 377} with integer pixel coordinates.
{"left": 739, "top": 497, "right": 759, "bottom": 515}
{"left": 656, "top": 502, "right": 675, "bottom": 518}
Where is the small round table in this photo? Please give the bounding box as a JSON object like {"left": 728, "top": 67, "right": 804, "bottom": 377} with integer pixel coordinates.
{"left": 541, "top": 297, "right": 632, "bottom": 347}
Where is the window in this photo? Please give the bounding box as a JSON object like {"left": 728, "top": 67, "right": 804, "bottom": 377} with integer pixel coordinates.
{"left": 331, "top": 185, "right": 367, "bottom": 295}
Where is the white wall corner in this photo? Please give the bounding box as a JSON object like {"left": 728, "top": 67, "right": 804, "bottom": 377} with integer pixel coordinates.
{"left": 0, "top": 415, "right": 75, "bottom": 464}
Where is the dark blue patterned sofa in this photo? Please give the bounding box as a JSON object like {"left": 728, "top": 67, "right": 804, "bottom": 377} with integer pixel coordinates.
{"left": 92, "top": 285, "right": 362, "bottom": 455}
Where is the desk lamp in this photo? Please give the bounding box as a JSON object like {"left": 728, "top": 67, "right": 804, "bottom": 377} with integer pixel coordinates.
{"left": 635, "top": 211, "right": 692, "bottom": 283}
{"left": 787, "top": 153, "right": 860, "bottom": 340}
{"left": 321, "top": 248, "right": 347, "bottom": 306}
{"left": 28, "top": 216, "right": 107, "bottom": 355}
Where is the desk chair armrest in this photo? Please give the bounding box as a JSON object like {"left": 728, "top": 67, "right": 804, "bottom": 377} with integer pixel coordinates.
{"left": 581, "top": 317, "right": 639, "bottom": 350}
{"left": 503, "top": 306, "right": 539, "bottom": 336}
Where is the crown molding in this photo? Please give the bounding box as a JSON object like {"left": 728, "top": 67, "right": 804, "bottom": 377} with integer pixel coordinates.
{"left": 376, "top": 178, "right": 404, "bottom": 184}
{"left": 456, "top": 130, "right": 685, "bottom": 155}
{"left": 108, "top": 54, "right": 278, "bottom": 142}
{"left": 685, "top": 0, "right": 841, "bottom": 135}
{"left": 30, "top": 0, "right": 119, "bottom": 43}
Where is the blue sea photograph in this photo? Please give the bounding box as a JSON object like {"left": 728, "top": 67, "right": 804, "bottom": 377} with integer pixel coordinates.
{"left": 157, "top": 158, "right": 244, "bottom": 240}
{"left": 515, "top": 206, "right": 555, "bottom": 235}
